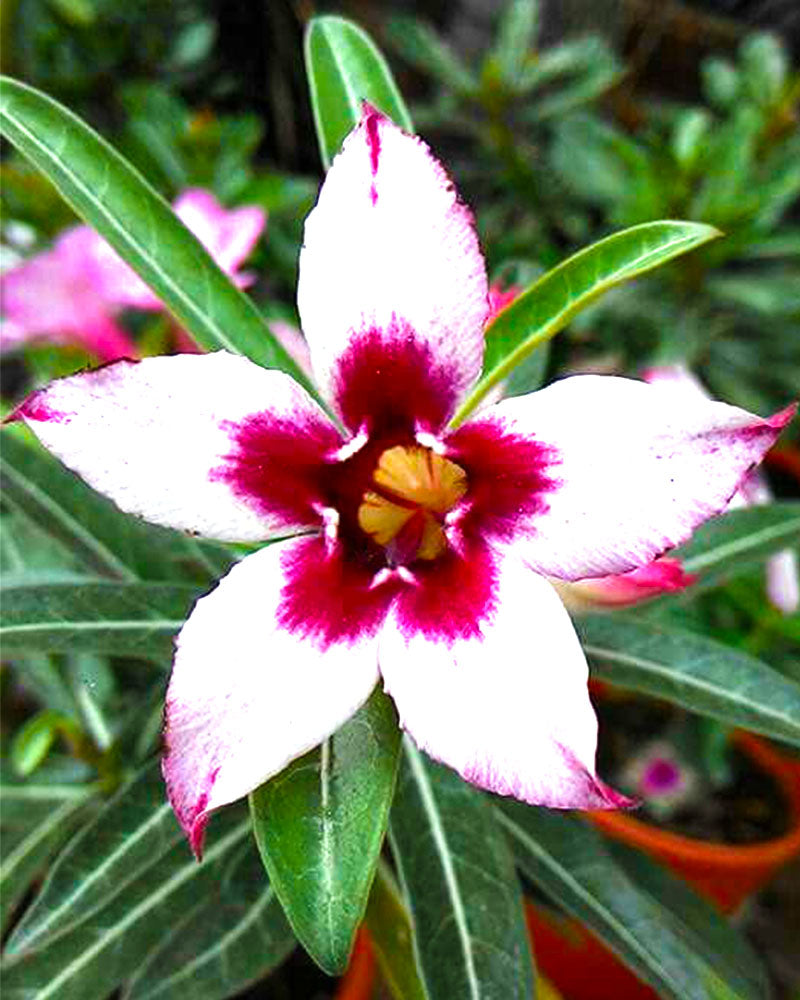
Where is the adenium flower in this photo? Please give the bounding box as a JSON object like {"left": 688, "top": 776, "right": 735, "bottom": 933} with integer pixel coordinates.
{"left": 0, "top": 190, "right": 265, "bottom": 361}
{"left": 644, "top": 365, "right": 799, "bottom": 614}
{"left": 11, "top": 108, "right": 795, "bottom": 856}
{"left": 554, "top": 557, "right": 696, "bottom": 610}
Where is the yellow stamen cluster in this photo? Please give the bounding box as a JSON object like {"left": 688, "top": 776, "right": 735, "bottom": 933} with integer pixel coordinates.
{"left": 358, "top": 445, "right": 467, "bottom": 561}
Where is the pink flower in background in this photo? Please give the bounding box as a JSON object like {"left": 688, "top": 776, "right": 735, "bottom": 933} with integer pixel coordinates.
{"left": 0, "top": 190, "right": 265, "bottom": 361}
{"left": 13, "top": 108, "right": 795, "bottom": 856}
{"left": 644, "top": 365, "right": 799, "bottom": 614}
{"left": 0, "top": 226, "right": 137, "bottom": 361}
{"left": 90, "top": 189, "right": 265, "bottom": 311}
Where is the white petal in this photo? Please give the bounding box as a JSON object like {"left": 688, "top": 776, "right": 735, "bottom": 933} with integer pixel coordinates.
{"left": 488, "top": 375, "right": 794, "bottom": 579}
{"left": 163, "top": 540, "right": 381, "bottom": 855}
{"left": 379, "top": 553, "right": 626, "bottom": 808}
{"left": 297, "top": 107, "right": 488, "bottom": 412}
{"left": 15, "top": 351, "right": 334, "bottom": 542}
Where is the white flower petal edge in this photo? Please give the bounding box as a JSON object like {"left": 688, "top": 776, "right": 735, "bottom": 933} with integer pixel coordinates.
{"left": 14, "top": 351, "right": 326, "bottom": 542}
{"left": 163, "top": 540, "right": 381, "bottom": 857}
{"left": 378, "top": 553, "right": 627, "bottom": 809}
{"left": 490, "top": 375, "right": 795, "bottom": 580}
{"left": 297, "top": 106, "right": 488, "bottom": 410}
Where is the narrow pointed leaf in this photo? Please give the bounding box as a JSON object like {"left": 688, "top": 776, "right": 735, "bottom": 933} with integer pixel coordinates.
{"left": 123, "top": 844, "right": 295, "bottom": 1000}
{"left": 389, "top": 741, "right": 534, "bottom": 1000}
{"left": 364, "top": 860, "right": 429, "bottom": 1000}
{"left": 0, "top": 811, "right": 250, "bottom": 1000}
{"left": 1, "top": 431, "right": 233, "bottom": 584}
{"left": 498, "top": 804, "right": 767, "bottom": 1000}
{"left": 452, "top": 221, "right": 720, "bottom": 424}
{"left": 249, "top": 687, "right": 401, "bottom": 975}
{"left": 493, "top": 0, "right": 539, "bottom": 83}
{"left": 673, "top": 503, "right": 800, "bottom": 589}
{"left": 305, "top": 16, "right": 413, "bottom": 168}
{"left": 577, "top": 614, "right": 800, "bottom": 746}
{"left": 0, "top": 783, "right": 94, "bottom": 935}
{"left": 386, "top": 17, "right": 476, "bottom": 94}
{"left": 0, "top": 76, "right": 316, "bottom": 398}
{"left": 1, "top": 579, "right": 199, "bottom": 661}
{"left": 4, "top": 762, "right": 183, "bottom": 956}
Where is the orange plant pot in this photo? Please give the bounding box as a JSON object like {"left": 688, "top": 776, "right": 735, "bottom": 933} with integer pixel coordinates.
{"left": 526, "top": 901, "right": 660, "bottom": 1000}
{"left": 588, "top": 731, "right": 800, "bottom": 913}
{"left": 334, "top": 928, "right": 376, "bottom": 1000}
{"left": 526, "top": 733, "right": 800, "bottom": 1000}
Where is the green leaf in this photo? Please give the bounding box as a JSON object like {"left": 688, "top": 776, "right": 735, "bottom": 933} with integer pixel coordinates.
{"left": 673, "top": 503, "right": 800, "bottom": 590}
{"left": 701, "top": 58, "right": 739, "bottom": 109}
{"left": 389, "top": 741, "right": 534, "bottom": 1000}
{"left": 1, "top": 431, "right": 232, "bottom": 584}
{"left": 1, "top": 579, "right": 199, "bottom": 661}
{"left": 4, "top": 761, "right": 182, "bottom": 956}
{"left": 451, "top": 221, "right": 720, "bottom": 424}
{"left": 387, "top": 17, "right": 476, "bottom": 95}
{"left": 0, "top": 782, "right": 94, "bottom": 935}
{"left": 305, "top": 15, "right": 414, "bottom": 169}
{"left": 10, "top": 710, "right": 63, "bottom": 776}
{"left": 493, "top": 0, "right": 539, "bottom": 84}
{"left": 708, "top": 271, "right": 800, "bottom": 318}
{"left": 524, "top": 38, "right": 621, "bottom": 120}
{"left": 124, "top": 844, "right": 294, "bottom": 1000}
{"left": 1, "top": 810, "right": 251, "bottom": 1000}
{"left": 0, "top": 76, "right": 316, "bottom": 398}
{"left": 364, "top": 860, "right": 429, "bottom": 1000}
{"left": 671, "top": 109, "right": 712, "bottom": 170}
{"left": 577, "top": 613, "right": 800, "bottom": 746}
{"left": 250, "top": 687, "right": 401, "bottom": 975}
{"left": 498, "top": 804, "right": 768, "bottom": 1000}
{"left": 740, "top": 32, "right": 788, "bottom": 108}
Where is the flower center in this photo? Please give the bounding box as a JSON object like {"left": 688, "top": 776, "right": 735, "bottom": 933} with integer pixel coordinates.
{"left": 357, "top": 444, "right": 467, "bottom": 562}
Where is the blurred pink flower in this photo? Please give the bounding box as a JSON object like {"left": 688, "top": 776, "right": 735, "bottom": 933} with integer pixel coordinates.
{"left": 1, "top": 190, "right": 265, "bottom": 362}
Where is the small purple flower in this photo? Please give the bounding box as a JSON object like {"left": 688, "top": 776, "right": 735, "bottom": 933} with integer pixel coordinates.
{"left": 12, "top": 109, "right": 794, "bottom": 856}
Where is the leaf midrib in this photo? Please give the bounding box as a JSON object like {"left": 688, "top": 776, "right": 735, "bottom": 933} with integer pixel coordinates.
{"left": 404, "top": 741, "right": 481, "bottom": 1000}
{"left": 3, "top": 821, "right": 250, "bottom": 999}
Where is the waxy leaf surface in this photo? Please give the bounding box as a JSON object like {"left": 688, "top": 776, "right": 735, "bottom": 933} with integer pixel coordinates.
{"left": 453, "top": 221, "right": 720, "bottom": 423}
{"left": 497, "top": 804, "right": 767, "bottom": 1000}
{"left": 124, "top": 844, "right": 294, "bottom": 1000}
{"left": 390, "top": 741, "right": 534, "bottom": 1000}
{"left": 578, "top": 614, "right": 800, "bottom": 746}
{"left": 0, "top": 782, "right": 94, "bottom": 935}
{"left": 1, "top": 431, "right": 232, "bottom": 584}
{"left": 5, "top": 762, "right": 183, "bottom": 956}
{"left": 364, "top": 860, "right": 429, "bottom": 1000}
{"left": 1, "top": 579, "right": 200, "bottom": 662}
{"left": 305, "top": 16, "right": 413, "bottom": 168}
{"left": 250, "top": 687, "right": 401, "bottom": 975}
{"left": 673, "top": 502, "right": 800, "bottom": 590}
{"left": 1, "top": 811, "right": 251, "bottom": 1000}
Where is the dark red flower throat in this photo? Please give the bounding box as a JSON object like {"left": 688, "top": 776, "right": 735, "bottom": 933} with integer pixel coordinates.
{"left": 215, "top": 330, "right": 557, "bottom": 645}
